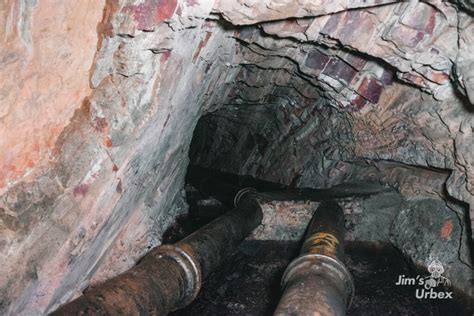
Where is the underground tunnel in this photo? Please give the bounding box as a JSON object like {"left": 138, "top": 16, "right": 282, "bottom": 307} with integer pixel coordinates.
{"left": 1, "top": 0, "right": 474, "bottom": 315}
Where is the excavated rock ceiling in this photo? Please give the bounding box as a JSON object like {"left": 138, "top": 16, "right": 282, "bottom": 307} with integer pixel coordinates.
{"left": 0, "top": 0, "right": 473, "bottom": 314}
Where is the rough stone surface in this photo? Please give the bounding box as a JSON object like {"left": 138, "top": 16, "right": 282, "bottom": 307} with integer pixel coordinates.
{"left": 0, "top": 0, "right": 105, "bottom": 189}
{"left": 1, "top": 0, "right": 473, "bottom": 314}
{"left": 213, "top": 0, "right": 399, "bottom": 26}
{"left": 250, "top": 200, "right": 318, "bottom": 241}
{"left": 390, "top": 198, "right": 473, "bottom": 297}
{"left": 191, "top": 16, "right": 474, "bottom": 244}
{"left": 216, "top": 1, "right": 474, "bottom": 103}
{"left": 1, "top": 1, "right": 240, "bottom": 314}
{"left": 342, "top": 191, "right": 403, "bottom": 242}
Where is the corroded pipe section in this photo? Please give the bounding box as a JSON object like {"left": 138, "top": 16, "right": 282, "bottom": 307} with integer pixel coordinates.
{"left": 51, "top": 189, "right": 262, "bottom": 316}
{"left": 274, "top": 201, "right": 354, "bottom": 316}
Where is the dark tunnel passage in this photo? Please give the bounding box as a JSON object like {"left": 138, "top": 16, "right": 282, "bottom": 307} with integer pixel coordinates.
{"left": 177, "top": 19, "right": 474, "bottom": 311}
{"left": 174, "top": 11, "right": 474, "bottom": 313}
{"left": 165, "top": 100, "right": 474, "bottom": 314}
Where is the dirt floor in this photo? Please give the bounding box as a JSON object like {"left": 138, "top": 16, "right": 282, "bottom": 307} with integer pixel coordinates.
{"left": 168, "top": 240, "right": 469, "bottom": 316}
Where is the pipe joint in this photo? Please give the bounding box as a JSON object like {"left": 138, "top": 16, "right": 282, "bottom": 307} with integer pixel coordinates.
{"left": 282, "top": 253, "right": 355, "bottom": 310}
{"left": 152, "top": 245, "right": 202, "bottom": 310}
{"left": 275, "top": 202, "right": 353, "bottom": 315}
{"left": 233, "top": 187, "right": 260, "bottom": 206}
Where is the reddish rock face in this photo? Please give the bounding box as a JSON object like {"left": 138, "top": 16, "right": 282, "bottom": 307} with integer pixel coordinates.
{"left": 0, "top": 0, "right": 105, "bottom": 190}
{"left": 1, "top": 1, "right": 239, "bottom": 314}
{"left": 123, "top": 0, "right": 177, "bottom": 30}
{"left": 440, "top": 219, "right": 454, "bottom": 240}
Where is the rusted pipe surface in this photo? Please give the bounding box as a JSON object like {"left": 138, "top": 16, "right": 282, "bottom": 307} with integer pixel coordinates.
{"left": 51, "top": 189, "right": 262, "bottom": 316}
{"left": 274, "top": 201, "right": 354, "bottom": 316}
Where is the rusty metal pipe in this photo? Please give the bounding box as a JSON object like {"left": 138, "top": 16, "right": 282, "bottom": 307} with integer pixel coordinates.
{"left": 51, "top": 189, "right": 262, "bottom": 316}
{"left": 274, "top": 201, "right": 354, "bottom": 316}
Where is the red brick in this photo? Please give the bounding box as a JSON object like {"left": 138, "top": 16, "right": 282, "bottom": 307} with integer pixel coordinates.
{"left": 343, "top": 52, "right": 367, "bottom": 71}
{"left": 323, "top": 10, "right": 377, "bottom": 46}
{"left": 379, "top": 69, "right": 394, "bottom": 85}
{"left": 357, "top": 77, "right": 384, "bottom": 103}
{"left": 322, "top": 12, "right": 341, "bottom": 34}
{"left": 322, "top": 58, "right": 358, "bottom": 84}
{"left": 338, "top": 10, "right": 363, "bottom": 43}
{"left": 304, "top": 49, "right": 330, "bottom": 71}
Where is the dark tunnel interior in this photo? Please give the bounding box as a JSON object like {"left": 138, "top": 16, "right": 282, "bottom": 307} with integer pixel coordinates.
{"left": 157, "top": 104, "right": 474, "bottom": 314}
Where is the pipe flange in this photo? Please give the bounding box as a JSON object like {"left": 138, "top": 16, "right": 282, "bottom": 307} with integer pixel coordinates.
{"left": 281, "top": 253, "right": 355, "bottom": 309}
{"left": 153, "top": 245, "right": 202, "bottom": 310}
{"left": 233, "top": 187, "right": 258, "bottom": 207}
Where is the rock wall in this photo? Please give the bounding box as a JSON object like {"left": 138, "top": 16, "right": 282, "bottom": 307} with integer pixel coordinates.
{"left": 0, "top": 0, "right": 104, "bottom": 189}
{"left": 1, "top": 0, "right": 473, "bottom": 314}
{"left": 1, "top": 0, "right": 240, "bottom": 314}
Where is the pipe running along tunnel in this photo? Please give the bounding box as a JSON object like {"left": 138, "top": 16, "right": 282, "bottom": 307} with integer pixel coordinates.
{"left": 51, "top": 167, "right": 472, "bottom": 315}
{"left": 53, "top": 175, "right": 358, "bottom": 315}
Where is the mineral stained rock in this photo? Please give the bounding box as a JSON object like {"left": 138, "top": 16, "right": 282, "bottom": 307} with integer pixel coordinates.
{"left": 1, "top": 0, "right": 473, "bottom": 314}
